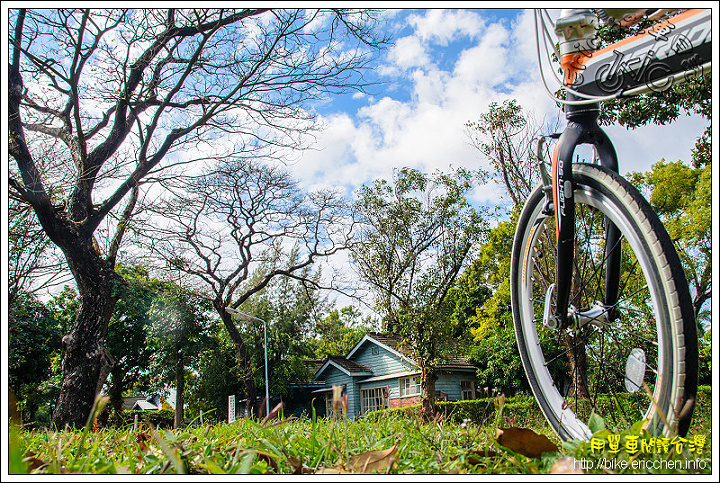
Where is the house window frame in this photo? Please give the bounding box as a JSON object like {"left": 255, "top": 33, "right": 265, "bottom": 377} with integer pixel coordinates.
{"left": 360, "top": 387, "right": 388, "bottom": 414}
{"left": 399, "top": 375, "right": 421, "bottom": 397}
{"left": 325, "top": 393, "right": 333, "bottom": 416}
{"left": 460, "top": 380, "right": 476, "bottom": 400}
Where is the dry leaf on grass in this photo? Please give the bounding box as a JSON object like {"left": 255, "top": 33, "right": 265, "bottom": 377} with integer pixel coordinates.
{"left": 286, "top": 456, "right": 313, "bottom": 474}
{"left": 466, "top": 448, "right": 500, "bottom": 467}
{"left": 316, "top": 444, "right": 398, "bottom": 474}
{"left": 496, "top": 427, "right": 559, "bottom": 458}
{"left": 348, "top": 444, "right": 398, "bottom": 473}
{"left": 22, "top": 452, "right": 47, "bottom": 472}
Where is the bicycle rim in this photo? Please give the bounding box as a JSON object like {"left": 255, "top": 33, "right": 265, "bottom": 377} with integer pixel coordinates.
{"left": 511, "top": 163, "right": 694, "bottom": 441}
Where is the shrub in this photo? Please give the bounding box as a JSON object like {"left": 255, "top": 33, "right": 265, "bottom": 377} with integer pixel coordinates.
{"left": 365, "top": 386, "right": 712, "bottom": 436}
{"left": 364, "top": 393, "right": 543, "bottom": 428}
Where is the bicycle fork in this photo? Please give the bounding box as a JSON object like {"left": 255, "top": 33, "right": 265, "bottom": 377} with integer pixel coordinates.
{"left": 539, "top": 116, "right": 622, "bottom": 331}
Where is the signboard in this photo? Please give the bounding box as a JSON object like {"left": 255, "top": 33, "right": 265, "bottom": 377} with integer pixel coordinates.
{"left": 228, "top": 395, "right": 236, "bottom": 423}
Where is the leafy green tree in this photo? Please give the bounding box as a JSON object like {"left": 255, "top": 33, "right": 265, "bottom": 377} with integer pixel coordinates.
{"left": 233, "top": 260, "right": 330, "bottom": 415}
{"left": 309, "top": 306, "right": 375, "bottom": 359}
{"left": 698, "top": 329, "right": 711, "bottom": 386}
{"left": 185, "top": 328, "right": 244, "bottom": 423}
{"left": 36, "top": 268, "right": 171, "bottom": 423}
{"left": 454, "top": 215, "right": 535, "bottom": 394}
{"left": 147, "top": 288, "right": 214, "bottom": 428}
{"left": 8, "top": 293, "right": 65, "bottom": 427}
{"left": 103, "top": 265, "right": 170, "bottom": 421}
{"left": 628, "top": 161, "right": 711, "bottom": 328}
{"left": 352, "top": 167, "right": 488, "bottom": 419}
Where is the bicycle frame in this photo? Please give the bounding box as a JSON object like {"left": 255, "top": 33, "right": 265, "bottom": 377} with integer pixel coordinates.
{"left": 547, "top": 8, "right": 712, "bottom": 103}
{"left": 541, "top": 8, "right": 711, "bottom": 328}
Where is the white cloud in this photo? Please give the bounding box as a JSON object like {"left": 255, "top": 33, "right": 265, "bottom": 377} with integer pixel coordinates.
{"left": 407, "top": 9, "right": 484, "bottom": 45}
{"left": 292, "top": 7, "right": 707, "bottom": 214}
{"left": 388, "top": 35, "right": 431, "bottom": 69}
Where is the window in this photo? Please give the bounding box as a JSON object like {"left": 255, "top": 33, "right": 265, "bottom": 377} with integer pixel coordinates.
{"left": 325, "top": 393, "right": 333, "bottom": 416}
{"left": 361, "top": 387, "right": 388, "bottom": 414}
{"left": 460, "top": 380, "right": 476, "bottom": 400}
{"left": 399, "top": 376, "right": 421, "bottom": 397}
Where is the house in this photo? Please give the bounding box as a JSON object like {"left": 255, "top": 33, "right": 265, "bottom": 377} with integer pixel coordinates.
{"left": 122, "top": 393, "right": 175, "bottom": 412}
{"left": 312, "top": 332, "right": 479, "bottom": 419}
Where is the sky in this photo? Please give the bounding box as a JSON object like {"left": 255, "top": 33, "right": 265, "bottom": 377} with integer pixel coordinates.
{"left": 286, "top": 8, "right": 709, "bottom": 211}
{"left": 3, "top": 6, "right": 714, "bottom": 313}
{"left": 284, "top": 6, "right": 714, "bottom": 316}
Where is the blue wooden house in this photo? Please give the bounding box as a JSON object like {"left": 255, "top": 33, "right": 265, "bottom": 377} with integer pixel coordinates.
{"left": 313, "top": 332, "right": 479, "bottom": 419}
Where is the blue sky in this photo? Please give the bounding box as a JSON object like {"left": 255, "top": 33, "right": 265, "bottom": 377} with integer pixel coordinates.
{"left": 289, "top": 8, "right": 709, "bottom": 210}
{"left": 4, "top": 7, "right": 712, "bottom": 307}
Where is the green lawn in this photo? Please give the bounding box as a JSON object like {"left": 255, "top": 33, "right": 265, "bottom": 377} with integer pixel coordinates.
{"left": 9, "top": 388, "right": 712, "bottom": 475}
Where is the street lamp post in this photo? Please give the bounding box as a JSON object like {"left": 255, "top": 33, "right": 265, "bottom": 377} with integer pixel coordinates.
{"left": 226, "top": 308, "right": 270, "bottom": 418}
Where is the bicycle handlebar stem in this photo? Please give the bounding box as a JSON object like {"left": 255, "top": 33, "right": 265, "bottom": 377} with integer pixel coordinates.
{"left": 554, "top": 9, "right": 601, "bottom": 119}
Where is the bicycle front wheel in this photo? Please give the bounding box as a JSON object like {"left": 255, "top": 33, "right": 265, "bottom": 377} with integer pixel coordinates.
{"left": 510, "top": 163, "right": 697, "bottom": 441}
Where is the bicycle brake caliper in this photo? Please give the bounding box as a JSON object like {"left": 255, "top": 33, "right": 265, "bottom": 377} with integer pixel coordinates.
{"left": 536, "top": 137, "right": 554, "bottom": 215}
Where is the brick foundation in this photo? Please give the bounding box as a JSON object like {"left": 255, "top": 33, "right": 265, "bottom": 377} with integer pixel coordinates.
{"left": 389, "top": 395, "right": 421, "bottom": 409}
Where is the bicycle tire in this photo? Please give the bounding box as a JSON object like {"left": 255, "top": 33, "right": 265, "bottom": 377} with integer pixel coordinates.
{"left": 510, "top": 163, "right": 697, "bottom": 441}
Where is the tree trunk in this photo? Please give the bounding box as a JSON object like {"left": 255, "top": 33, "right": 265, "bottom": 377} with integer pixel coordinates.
{"left": 174, "top": 354, "right": 185, "bottom": 429}
{"left": 563, "top": 333, "right": 589, "bottom": 399}
{"left": 217, "top": 304, "right": 258, "bottom": 419}
{"left": 420, "top": 365, "right": 437, "bottom": 422}
{"left": 50, "top": 248, "right": 119, "bottom": 429}
{"left": 108, "top": 368, "right": 125, "bottom": 423}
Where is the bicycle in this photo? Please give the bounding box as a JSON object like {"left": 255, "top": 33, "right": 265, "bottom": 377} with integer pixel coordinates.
{"left": 510, "top": 8, "right": 709, "bottom": 442}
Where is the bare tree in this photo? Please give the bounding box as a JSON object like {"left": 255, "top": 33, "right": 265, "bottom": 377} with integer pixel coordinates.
{"left": 144, "top": 157, "right": 355, "bottom": 417}
{"left": 8, "top": 8, "right": 387, "bottom": 428}
{"left": 8, "top": 195, "right": 70, "bottom": 308}
{"left": 465, "top": 99, "right": 560, "bottom": 205}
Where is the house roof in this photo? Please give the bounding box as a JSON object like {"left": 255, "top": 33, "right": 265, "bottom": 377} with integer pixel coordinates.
{"left": 348, "top": 332, "right": 475, "bottom": 370}
{"left": 314, "top": 332, "right": 477, "bottom": 380}
{"left": 306, "top": 359, "right": 326, "bottom": 375}
{"left": 122, "top": 396, "right": 146, "bottom": 411}
{"left": 346, "top": 332, "right": 415, "bottom": 365}
{"left": 132, "top": 400, "right": 160, "bottom": 411}
{"left": 437, "top": 356, "right": 477, "bottom": 372}
{"left": 315, "top": 355, "right": 373, "bottom": 378}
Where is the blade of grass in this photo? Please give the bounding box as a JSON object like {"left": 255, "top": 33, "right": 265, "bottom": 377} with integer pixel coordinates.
{"left": 71, "top": 395, "right": 109, "bottom": 472}
{"left": 150, "top": 427, "right": 186, "bottom": 474}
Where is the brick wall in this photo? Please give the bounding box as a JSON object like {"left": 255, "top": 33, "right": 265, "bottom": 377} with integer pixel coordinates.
{"left": 389, "top": 395, "right": 421, "bottom": 409}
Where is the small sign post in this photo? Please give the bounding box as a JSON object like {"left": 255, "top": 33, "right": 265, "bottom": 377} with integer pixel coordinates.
{"left": 228, "top": 395, "right": 236, "bottom": 423}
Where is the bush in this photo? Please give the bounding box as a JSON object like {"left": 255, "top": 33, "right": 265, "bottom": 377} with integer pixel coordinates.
{"left": 365, "top": 386, "right": 712, "bottom": 436}
{"left": 364, "top": 393, "right": 543, "bottom": 428}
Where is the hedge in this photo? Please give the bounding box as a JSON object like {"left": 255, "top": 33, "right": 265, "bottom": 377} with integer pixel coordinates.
{"left": 365, "top": 386, "right": 712, "bottom": 433}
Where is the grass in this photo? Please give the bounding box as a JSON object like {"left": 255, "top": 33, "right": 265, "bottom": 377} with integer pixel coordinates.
{"left": 9, "top": 388, "right": 712, "bottom": 475}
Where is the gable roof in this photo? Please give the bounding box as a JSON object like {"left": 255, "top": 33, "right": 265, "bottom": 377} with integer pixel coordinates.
{"left": 132, "top": 400, "right": 161, "bottom": 411}
{"left": 346, "top": 332, "right": 415, "bottom": 365}
{"left": 315, "top": 355, "right": 373, "bottom": 378}
{"left": 437, "top": 356, "right": 477, "bottom": 372}
{"left": 122, "top": 396, "right": 146, "bottom": 411}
